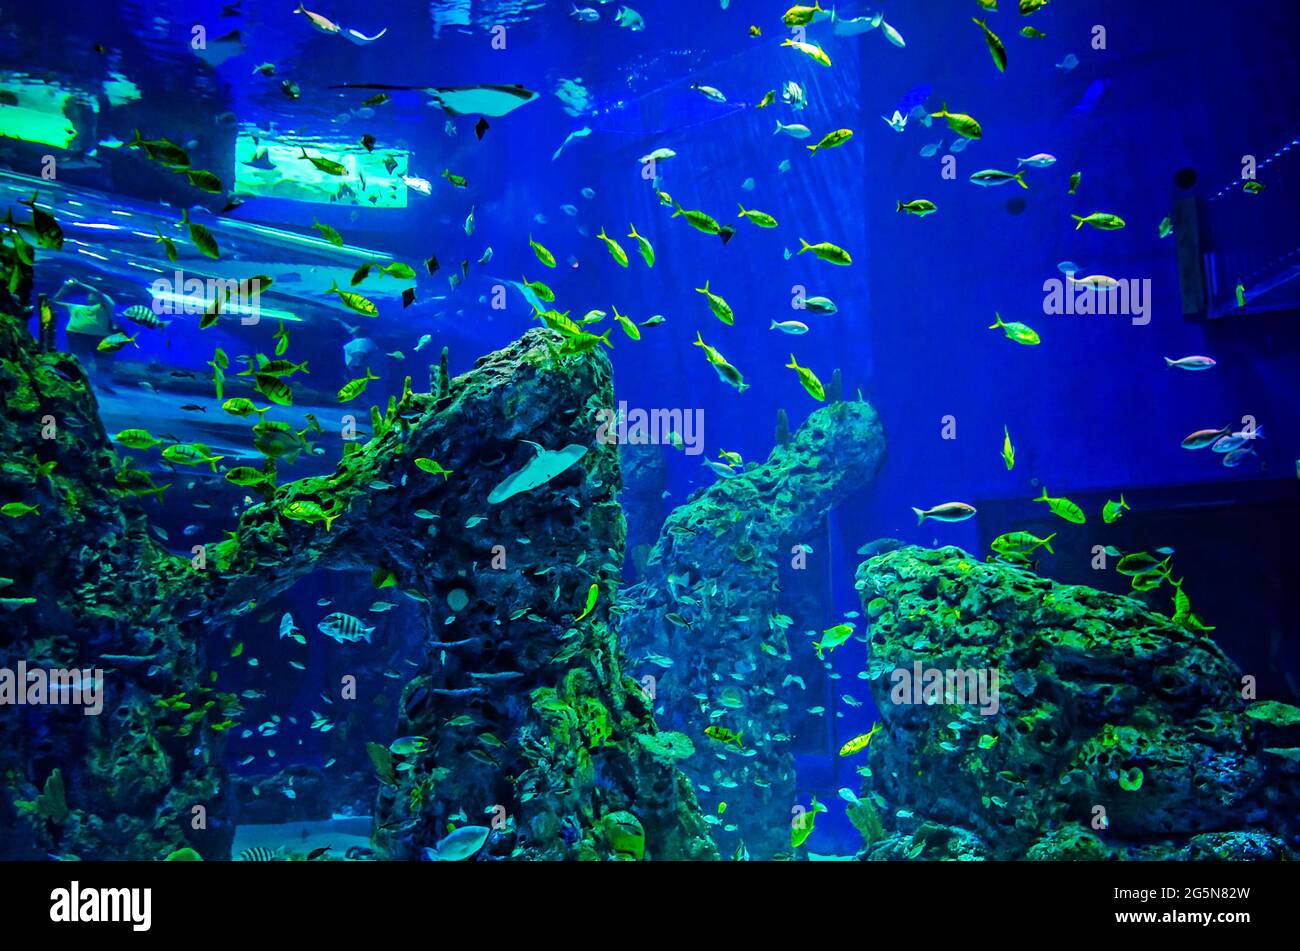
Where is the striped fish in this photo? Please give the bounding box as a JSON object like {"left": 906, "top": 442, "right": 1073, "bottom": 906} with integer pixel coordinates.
{"left": 122, "top": 304, "right": 171, "bottom": 329}
{"left": 237, "top": 847, "right": 279, "bottom": 861}
{"left": 317, "top": 612, "right": 374, "bottom": 644}
{"left": 254, "top": 373, "right": 293, "bottom": 405}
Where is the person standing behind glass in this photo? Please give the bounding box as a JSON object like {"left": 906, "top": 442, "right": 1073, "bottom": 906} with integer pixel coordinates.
{"left": 51, "top": 278, "right": 118, "bottom": 376}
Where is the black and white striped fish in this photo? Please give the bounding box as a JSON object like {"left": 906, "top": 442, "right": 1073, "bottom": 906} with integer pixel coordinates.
{"left": 237, "top": 847, "right": 279, "bottom": 861}
{"left": 121, "top": 305, "right": 171, "bottom": 329}
{"left": 317, "top": 612, "right": 374, "bottom": 644}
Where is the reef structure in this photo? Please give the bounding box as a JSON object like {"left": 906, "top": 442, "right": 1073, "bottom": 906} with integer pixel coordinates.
{"left": 172, "top": 328, "right": 716, "bottom": 860}
{"left": 849, "top": 545, "right": 1300, "bottom": 860}
{"left": 2, "top": 218, "right": 713, "bottom": 861}
{"left": 0, "top": 247, "right": 233, "bottom": 860}
{"left": 620, "top": 399, "right": 886, "bottom": 858}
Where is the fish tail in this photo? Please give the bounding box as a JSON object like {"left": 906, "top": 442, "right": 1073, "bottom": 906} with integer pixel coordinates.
{"left": 695, "top": 280, "right": 709, "bottom": 293}
{"left": 1035, "top": 487, "right": 1049, "bottom": 502}
{"left": 774, "top": 120, "right": 782, "bottom": 135}
{"left": 989, "top": 312, "right": 1004, "bottom": 329}
{"left": 597, "top": 226, "right": 607, "bottom": 240}
{"left": 785, "top": 353, "right": 798, "bottom": 369}
{"left": 294, "top": 2, "right": 305, "bottom": 11}
{"left": 1042, "top": 533, "right": 1057, "bottom": 555}
{"left": 806, "top": 143, "right": 818, "bottom": 153}
{"left": 671, "top": 202, "right": 683, "bottom": 218}
{"left": 693, "top": 330, "right": 704, "bottom": 347}
{"left": 738, "top": 202, "right": 747, "bottom": 217}
{"left": 1072, "top": 215, "right": 1085, "bottom": 230}
{"left": 208, "top": 455, "right": 224, "bottom": 473}
{"left": 600, "top": 329, "right": 613, "bottom": 350}
{"left": 896, "top": 201, "right": 904, "bottom": 212}
{"left": 1120, "top": 493, "right": 1129, "bottom": 509}
{"left": 770, "top": 319, "right": 778, "bottom": 330}
{"left": 1015, "top": 171, "right": 1028, "bottom": 190}
{"left": 323, "top": 513, "right": 337, "bottom": 531}
{"left": 627, "top": 223, "right": 638, "bottom": 238}
{"left": 912, "top": 506, "right": 927, "bottom": 526}
{"left": 130, "top": 129, "right": 143, "bottom": 148}
{"left": 797, "top": 238, "right": 811, "bottom": 252}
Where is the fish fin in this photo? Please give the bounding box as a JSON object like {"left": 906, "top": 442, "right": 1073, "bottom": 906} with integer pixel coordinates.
{"left": 797, "top": 238, "right": 811, "bottom": 252}
{"left": 1035, "top": 488, "right": 1049, "bottom": 502}
{"left": 988, "top": 312, "right": 1004, "bottom": 329}
{"left": 912, "top": 506, "right": 926, "bottom": 526}
{"left": 1015, "top": 171, "right": 1028, "bottom": 190}
{"left": 1042, "top": 533, "right": 1057, "bottom": 555}
{"left": 896, "top": 201, "right": 903, "bottom": 212}
{"left": 1072, "top": 215, "right": 1085, "bottom": 230}
{"left": 785, "top": 353, "right": 798, "bottom": 369}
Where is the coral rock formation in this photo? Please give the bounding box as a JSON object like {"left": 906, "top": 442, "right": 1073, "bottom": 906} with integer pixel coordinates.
{"left": 621, "top": 400, "right": 886, "bottom": 857}
{"left": 852, "top": 546, "right": 1299, "bottom": 860}
{"left": 178, "top": 328, "right": 715, "bottom": 860}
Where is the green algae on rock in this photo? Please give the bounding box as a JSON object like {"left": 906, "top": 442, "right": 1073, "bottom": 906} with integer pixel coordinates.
{"left": 621, "top": 399, "right": 886, "bottom": 858}
{"left": 850, "top": 545, "right": 1299, "bottom": 860}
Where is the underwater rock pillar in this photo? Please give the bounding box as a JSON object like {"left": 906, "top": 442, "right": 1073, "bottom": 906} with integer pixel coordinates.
{"left": 620, "top": 400, "right": 886, "bottom": 858}
{"left": 187, "top": 329, "right": 716, "bottom": 860}
{"left": 0, "top": 247, "right": 232, "bottom": 860}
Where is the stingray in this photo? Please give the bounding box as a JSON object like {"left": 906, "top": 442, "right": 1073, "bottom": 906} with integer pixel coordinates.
{"left": 294, "top": 3, "right": 387, "bottom": 44}
{"left": 328, "top": 83, "right": 539, "bottom": 118}
{"left": 242, "top": 149, "right": 275, "bottom": 171}
{"left": 487, "top": 441, "right": 588, "bottom": 504}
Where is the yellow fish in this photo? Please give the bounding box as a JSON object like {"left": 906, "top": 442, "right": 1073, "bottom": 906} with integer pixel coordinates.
{"left": 704, "top": 725, "right": 744, "bottom": 749}
{"left": 838, "top": 722, "right": 882, "bottom": 757}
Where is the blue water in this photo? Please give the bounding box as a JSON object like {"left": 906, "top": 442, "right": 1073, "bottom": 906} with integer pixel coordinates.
{"left": 3, "top": 0, "right": 1298, "bottom": 859}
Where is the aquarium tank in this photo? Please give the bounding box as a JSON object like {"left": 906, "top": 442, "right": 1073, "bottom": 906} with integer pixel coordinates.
{"left": 1, "top": 0, "right": 1298, "bottom": 880}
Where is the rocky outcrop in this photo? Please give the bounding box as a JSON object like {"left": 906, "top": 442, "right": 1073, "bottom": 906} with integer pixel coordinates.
{"left": 620, "top": 399, "right": 886, "bottom": 858}
{"left": 850, "top": 546, "right": 1300, "bottom": 860}
{"left": 0, "top": 245, "right": 232, "bottom": 860}
{"left": 170, "top": 329, "right": 715, "bottom": 860}
{"left": 2, "top": 217, "right": 714, "bottom": 861}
